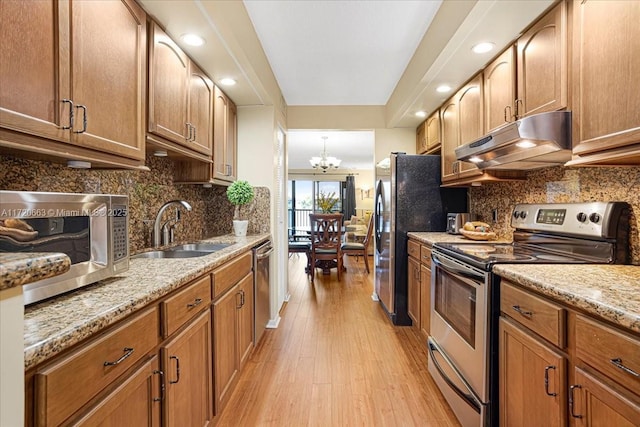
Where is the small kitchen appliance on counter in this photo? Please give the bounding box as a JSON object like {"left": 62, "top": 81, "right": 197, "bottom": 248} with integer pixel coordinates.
{"left": 446, "top": 213, "right": 474, "bottom": 234}
{"left": 429, "top": 201, "right": 630, "bottom": 427}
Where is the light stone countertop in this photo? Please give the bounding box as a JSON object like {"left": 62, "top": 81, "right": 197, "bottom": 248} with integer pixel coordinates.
{"left": 0, "top": 252, "right": 71, "bottom": 291}
{"left": 493, "top": 264, "right": 640, "bottom": 334}
{"left": 407, "top": 231, "right": 510, "bottom": 246}
{"left": 23, "top": 233, "right": 270, "bottom": 370}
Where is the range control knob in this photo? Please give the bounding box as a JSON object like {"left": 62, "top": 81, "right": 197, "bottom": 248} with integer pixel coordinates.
{"left": 589, "top": 213, "right": 601, "bottom": 223}
{"left": 577, "top": 212, "right": 588, "bottom": 222}
{"left": 520, "top": 211, "right": 527, "bottom": 219}
{"left": 513, "top": 211, "right": 520, "bottom": 219}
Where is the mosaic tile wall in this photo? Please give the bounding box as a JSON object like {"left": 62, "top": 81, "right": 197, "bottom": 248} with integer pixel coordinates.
{"left": 469, "top": 166, "right": 640, "bottom": 265}
{"left": 0, "top": 155, "right": 270, "bottom": 253}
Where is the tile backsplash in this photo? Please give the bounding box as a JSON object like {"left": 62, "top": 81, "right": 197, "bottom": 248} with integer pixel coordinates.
{"left": 0, "top": 155, "right": 270, "bottom": 253}
{"left": 470, "top": 166, "right": 640, "bottom": 265}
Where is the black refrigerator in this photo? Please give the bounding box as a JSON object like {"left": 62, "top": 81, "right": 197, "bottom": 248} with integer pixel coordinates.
{"left": 374, "top": 153, "right": 467, "bottom": 325}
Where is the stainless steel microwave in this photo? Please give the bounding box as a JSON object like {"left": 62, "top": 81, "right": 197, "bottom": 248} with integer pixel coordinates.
{"left": 0, "top": 191, "right": 129, "bottom": 304}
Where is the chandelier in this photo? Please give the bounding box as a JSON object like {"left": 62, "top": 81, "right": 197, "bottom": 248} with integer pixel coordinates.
{"left": 309, "top": 136, "right": 341, "bottom": 173}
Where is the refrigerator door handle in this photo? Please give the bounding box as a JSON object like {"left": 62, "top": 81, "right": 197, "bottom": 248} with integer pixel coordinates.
{"left": 374, "top": 180, "right": 383, "bottom": 253}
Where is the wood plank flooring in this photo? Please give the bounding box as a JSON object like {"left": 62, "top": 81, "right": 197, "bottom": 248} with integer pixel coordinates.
{"left": 216, "top": 254, "right": 460, "bottom": 426}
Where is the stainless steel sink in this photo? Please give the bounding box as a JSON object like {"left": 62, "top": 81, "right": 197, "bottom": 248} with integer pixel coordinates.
{"left": 170, "top": 243, "right": 232, "bottom": 252}
{"left": 132, "top": 250, "right": 212, "bottom": 259}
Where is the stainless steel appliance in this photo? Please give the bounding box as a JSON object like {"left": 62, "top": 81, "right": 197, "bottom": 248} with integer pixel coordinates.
{"left": 429, "top": 201, "right": 630, "bottom": 427}
{"left": 374, "top": 153, "right": 467, "bottom": 325}
{"left": 253, "top": 240, "right": 273, "bottom": 344}
{"left": 0, "top": 191, "right": 129, "bottom": 304}
{"left": 446, "top": 213, "right": 474, "bottom": 234}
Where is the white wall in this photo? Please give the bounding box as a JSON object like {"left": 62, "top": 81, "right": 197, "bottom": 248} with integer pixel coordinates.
{"left": 373, "top": 127, "right": 416, "bottom": 165}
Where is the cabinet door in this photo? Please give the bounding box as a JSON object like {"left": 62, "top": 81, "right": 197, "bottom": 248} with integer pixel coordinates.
{"left": 456, "top": 75, "right": 483, "bottom": 177}
{"left": 426, "top": 111, "right": 441, "bottom": 152}
{"left": 572, "top": 0, "right": 640, "bottom": 155}
{"left": 162, "top": 310, "right": 213, "bottom": 427}
{"left": 226, "top": 99, "right": 238, "bottom": 181}
{"left": 440, "top": 102, "right": 458, "bottom": 182}
{"left": 484, "top": 47, "right": 516, "bottom": 132}
{"left": 237, "top": 273, "right": 254, "bottom": 370}
{"left": 213, "top": 86, "right": 229, "bottom": 181}
{"left": 416, "top": 121, "right": 427, "bottom": 154}
{"left": 213, "top": 284, "right": 240, "bottom": 413}
{"left": 407, "top": 256, "right": 421, "bottom": 327}
{"left": 499, "top": 317, "right": 567, "bottom": 427}
{"left": 0, "top": 0, "right": 69, "bottom": 142}
{"left": 187, "top": 61, "right": 214, "bottom": 156}
{"left": 148, "top": 22, "right": 189, "bottom": 145}
{"left": 70, "top": 0, "right": 146, "bottom": 160}
{"left": 72, "top": 357, "right": 161, "bottom": 426}
{"left": 572, "top": 367, "right": 640, "bottom": 427}
{"left": 517, "top": 1, "right": 567, "bottom": 118}
{"left": 420, "top": 264, "right": 431, "bottom": 338}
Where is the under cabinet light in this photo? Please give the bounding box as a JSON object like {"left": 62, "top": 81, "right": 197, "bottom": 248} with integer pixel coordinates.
{"left": 153, "top": 150, "right": 168, "bottom": 157}
{"left": 67, "top": 160, "right": 91, "bottom": 169}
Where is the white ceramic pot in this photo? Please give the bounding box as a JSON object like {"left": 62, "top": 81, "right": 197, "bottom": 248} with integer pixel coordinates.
{"left": 232, "top": 220, "right": 249, "bottom": 237}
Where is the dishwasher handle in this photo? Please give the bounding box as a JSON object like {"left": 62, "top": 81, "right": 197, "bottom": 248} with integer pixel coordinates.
{"left": 256, "top": 247, "right": 274, "bottom": 259}
{"left": 254, "top": 241, "right": 273, "bottom": 260}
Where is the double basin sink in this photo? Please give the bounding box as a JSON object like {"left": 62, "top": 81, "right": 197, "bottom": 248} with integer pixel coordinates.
{"left": 132, "top": 242, "right": 232, "bottom": 259}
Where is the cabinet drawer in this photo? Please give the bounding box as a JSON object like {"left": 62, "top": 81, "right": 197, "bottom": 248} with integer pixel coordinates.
{"left": 420, "top": 245, "right": 432, "bottom": 268}
{"left": 162, "top": 274, "right": 212, "bottom": 338}
{"left": 213, "top": 251, "right": 252, "bottom": 298}
{"left": 408, "top": 240, "right": 420, "bottom": 259}
{"left": 575, "top": 315, "right": 640, "bottom": 395}
{"left": 35, "top": 306, "right": 159, "bottom": 427}
{"left": 501, "top": 281, "right": 565, "bottom": 347}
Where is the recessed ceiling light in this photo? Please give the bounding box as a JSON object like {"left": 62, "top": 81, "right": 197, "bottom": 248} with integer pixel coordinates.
{"left": 181, "top": 33, "right": 205, "bottom": 47}
{"left": 472, "top": 42, "right": 495, "bottom": 54}
{"left": 415, "top": 111, "right": 427, "bottom": 118}
{"left": 219, "top": 78, "right": 236, "bottom": 86}
{"left": 436, "top": 85, "right": 452, "bottom": 93}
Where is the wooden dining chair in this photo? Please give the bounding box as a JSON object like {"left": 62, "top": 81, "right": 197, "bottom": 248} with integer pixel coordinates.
{"left": 341, "top": 213, "right": 374, "bottom": 273}
{"left": 308, "top": 213, "right": 344, "bottom": 283}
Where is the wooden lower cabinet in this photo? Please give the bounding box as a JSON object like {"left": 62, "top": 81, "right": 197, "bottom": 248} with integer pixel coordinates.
{"left": 72, "top": 356, "right": 161, "bottom": 426}
{"left": 571, "top": 367, "right": 640, "bottom": 426}
{"left": 407, "top": 255, "right": 421, "bottom": 327}
{"left": 420, "top": 264, "right": 431, "bottom": 338}
{"left": 499, "top": 317, "right": 567, "bottom": 427}
{"left": 237, "top": 273, "right": 255, "bottom": 370}
{"left": 161, "top": 310, "right": 213, "bottom": 427}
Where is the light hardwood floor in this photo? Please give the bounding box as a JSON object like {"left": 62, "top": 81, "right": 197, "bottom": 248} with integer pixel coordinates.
{"left": 216, "top": 254, "right": 460, "bottom": 426}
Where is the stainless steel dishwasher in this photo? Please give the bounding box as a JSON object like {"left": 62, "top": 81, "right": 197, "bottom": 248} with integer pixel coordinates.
{"left": 253, "top": 240, "right": 273, "bottom": 345}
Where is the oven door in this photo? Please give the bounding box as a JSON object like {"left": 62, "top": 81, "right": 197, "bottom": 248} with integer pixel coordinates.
{"left": 430, "top": 250, "right": 490, "bottom": 401}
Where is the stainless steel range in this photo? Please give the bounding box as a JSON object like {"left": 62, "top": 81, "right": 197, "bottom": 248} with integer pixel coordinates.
{"left": 428, "top": 202, "right": 630, "bottom": 427}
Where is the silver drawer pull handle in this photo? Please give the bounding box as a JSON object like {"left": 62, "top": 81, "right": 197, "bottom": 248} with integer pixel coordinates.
{"left": 544, "top": 365, "right": 557, "bottom": 396}
{"left": 61, "top": 99, "right": 74, "bottom": 130}
{"left": 187, "top": 298, "right": 203, "bottom": 309}
{"left": 512, "top": 305, "right": 533, "bottom": 317}
{"left": 73, "top": 105, "right": 87, "bottom": 133}
{"left": 103, "top": 347, "right": 134, "bottom": 366}
{"left": 610, "top": 358, "right": 640, "bottom": 377}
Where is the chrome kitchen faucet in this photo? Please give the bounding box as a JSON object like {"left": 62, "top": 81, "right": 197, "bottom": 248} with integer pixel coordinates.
{"left": 153, "top": 200, "right": 192, "bottom": 247}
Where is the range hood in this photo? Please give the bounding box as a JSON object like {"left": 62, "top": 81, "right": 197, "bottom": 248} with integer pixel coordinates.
{"left": 455, "top": 111, "right": 571, "bottom": 170}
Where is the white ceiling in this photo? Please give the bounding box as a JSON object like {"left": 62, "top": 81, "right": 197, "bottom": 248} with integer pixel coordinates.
{"left": 243, "top": 0, "right": 442, "bottom": 106}
{"left": 138, "top": 0, "right": 555, "bottom": 170}
{"left": 288, "top": 130, "right": 374, "bottom": 171}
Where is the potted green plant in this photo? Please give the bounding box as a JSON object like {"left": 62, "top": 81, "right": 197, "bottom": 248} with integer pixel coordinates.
{"left": 226, "top": 180, "right": 255, "bottom": 236}
{"left": 316, "top": 191, "right": 339, "bottom": 213}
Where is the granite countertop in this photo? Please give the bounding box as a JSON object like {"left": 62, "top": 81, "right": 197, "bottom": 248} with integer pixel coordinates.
{"left": 23, "top": 233, "right": 270, "bottom": 370}
{"left": 493, "top": 264, "right": 640, "bottom": 334}
{"left": 408, "top": 231, "right": 510, "bottom": 245}
{"left": 0, "top": 252, "right": 71, "bottom": 291}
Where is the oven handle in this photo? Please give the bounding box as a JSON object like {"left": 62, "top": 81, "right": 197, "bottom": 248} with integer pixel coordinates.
{"left": 427, "top": 338, "right": 482, "bottom": 414}
{"left": 431, "top": 252, "right": 485, "bottom": 283}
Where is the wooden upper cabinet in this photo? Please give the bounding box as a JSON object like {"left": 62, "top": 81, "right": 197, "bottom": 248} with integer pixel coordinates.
{"left": 148, "top": 22, "right": 189, "bottom": 145}
{"left": 0, "top": 0, "right": 146, "bottom": 161}
{"left": 416, "top": 121, "right": 427, "bottom": 154}
{"left": 484, "top": 47, "right": 516, "bottom": 132}
{"left": 426, "top": 110, "right": 441, "bottom": 152}
{"left": 440, "top": 100, "right": 459, "bottom": 183}
{"left": 213, "top": 86, "right": 237, "bottom": 182}
{"left": 516, "top": 0, "right": 567, "bottom": 119}
{"left": 570, "top": 0, "right": 640, "bottom": 163}
{"left": 188, "top": 62, "right": 214, "bottom": 156}
{"left": 456, "top": 74, "right": 483, "bottom": 177}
